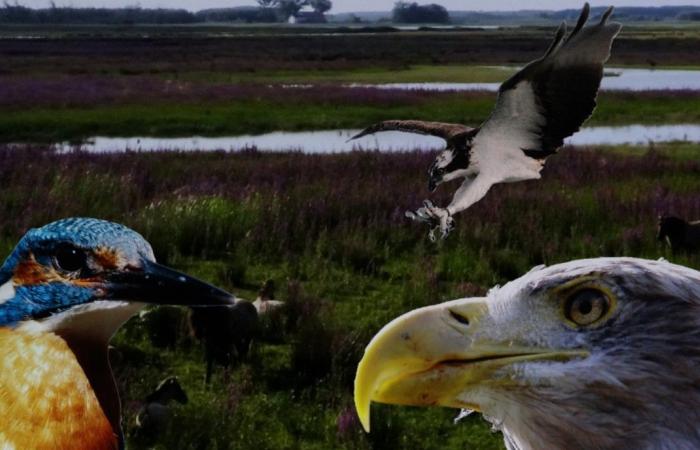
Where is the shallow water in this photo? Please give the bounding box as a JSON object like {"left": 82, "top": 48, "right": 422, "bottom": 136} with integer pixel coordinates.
{"left": 390, "top": 25, "right": 503, "bottom": 30}
{"left": 348, "top": 67, "right": 700, "bottom": 92}
{"left": 54, "top": 124, "right": 700, "bottom": 153}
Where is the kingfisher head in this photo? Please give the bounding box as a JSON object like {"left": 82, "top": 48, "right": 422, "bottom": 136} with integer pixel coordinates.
{"left": 0, "top": 217, "right": 234, "bottom": 331}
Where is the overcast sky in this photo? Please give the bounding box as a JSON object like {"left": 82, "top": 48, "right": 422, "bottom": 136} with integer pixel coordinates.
{"left": 15, "top": 0, "right": 700, "bottom": 13}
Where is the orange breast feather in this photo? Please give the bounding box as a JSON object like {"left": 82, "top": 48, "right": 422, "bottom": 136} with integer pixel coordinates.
{"left": 0, "top": 327, "right": 117, "bottom": 450}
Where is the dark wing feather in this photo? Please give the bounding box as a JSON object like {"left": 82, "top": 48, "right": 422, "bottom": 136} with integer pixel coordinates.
{"left": 483, "top": 3, "right": 621, "bottom": 160}
{"left": 349, "top": 120, "right": 473, "bottom": 142}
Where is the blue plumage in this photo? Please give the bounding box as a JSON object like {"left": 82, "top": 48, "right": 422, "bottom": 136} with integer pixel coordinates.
{"left": 1, "top": 217, "right": 152, "bottom": 273}
{"left": 0, "top": 217, "right": 154, "bottom": 327}
{"left": 0, "top": 285, "right": 95, "bottom": 326}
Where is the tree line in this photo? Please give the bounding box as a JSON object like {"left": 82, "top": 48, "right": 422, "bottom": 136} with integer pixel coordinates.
{"left": 0, "top": 0, "right": 333, "bottom": 24}
{"left": 257, "top": 0, "right": 331, "bottom": 21}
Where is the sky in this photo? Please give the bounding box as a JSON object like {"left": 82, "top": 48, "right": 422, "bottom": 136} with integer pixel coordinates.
{"left": 14, "top": 0, "right": 700, "bottom": 13}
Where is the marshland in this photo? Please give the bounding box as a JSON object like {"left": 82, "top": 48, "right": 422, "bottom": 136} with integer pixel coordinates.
{"left": 1, "top": 11, "right": 700, "bottom": 450}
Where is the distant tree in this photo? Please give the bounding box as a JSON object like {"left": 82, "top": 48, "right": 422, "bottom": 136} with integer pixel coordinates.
{"left": 277, "top": 0, "right": 304, "bottom": 20}
{"left": 679, "top": 11, "right": 700, "bottom": 20}
{"left": 1, "top": 1, "right": 33, "bottom": 23}
{"left": 392, "top": 1, "right": 449, "bottom": 24}
{"left": 47, "top": 1, "right": 68, "bottom": 23}
{"left": 256, "top": 0, "right": 277, "bottom": 9}
{"left": 308, "top": 0, "right": 332, "bottom": 14}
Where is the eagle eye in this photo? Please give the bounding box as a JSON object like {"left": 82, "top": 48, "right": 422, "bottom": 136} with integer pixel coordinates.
{"left": 564, "top": 288, "right": 610, "bottom": 326}
{"left": 54, "top": 244, "right": 87, "bottom": 273}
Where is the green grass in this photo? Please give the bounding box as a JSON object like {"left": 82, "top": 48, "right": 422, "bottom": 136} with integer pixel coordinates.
{"left": 113, "top": 253, "right": 509, "bottom": 450}
{"left": 2, "top": 144, "right": 695, "bottom": 449}
{"left": 1, "top": 99, "right": 491, "bottom": 141}
{"left": 605, "top": 142, "right": 700, "bottom": 161}
{"left": 3, "top": 94, "right": 700, "bottom": 142}
{"left": 184, "top": 65, "right": 518, "bottom": 84}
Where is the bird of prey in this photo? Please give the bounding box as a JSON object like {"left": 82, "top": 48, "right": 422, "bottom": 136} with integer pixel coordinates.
{"left": 0, "top": 218, "right": 236, "bottom": 449}
{"left": 352, "top": 4, "right": 621, "bottom": 240}
{"left": 355, "top": 257, "right": 700, "bottom": 449}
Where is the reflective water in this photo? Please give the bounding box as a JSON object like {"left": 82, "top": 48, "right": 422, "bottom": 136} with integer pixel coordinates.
{"left": 391, "top": 25, "right": 503, "bottom": 30}
{"left": 348, "top": 67, "right": 700, "bottom": 92}
{"left": 55, "top": 124, "right": 700, "bottom": 153}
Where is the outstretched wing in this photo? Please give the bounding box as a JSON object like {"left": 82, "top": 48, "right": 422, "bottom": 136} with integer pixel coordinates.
{"left": 350, "top": 120, "right": 473, "bottom": 142}
{"left": 473, "top": 4, "right": 621, "bottom": 173}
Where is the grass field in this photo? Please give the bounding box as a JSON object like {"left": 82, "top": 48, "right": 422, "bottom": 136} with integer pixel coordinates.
{"left": 1, "top": 22, "right": 700, "bottom": 450}
{"left": 3, "top": 26, "right": 700, "bottom": 73}
{"left": 2, "top": 25, "right": 699, "bottom": 142}
{"left": 181, "top": 64, "right": 518, "bottom": 83}
{"left": 2, "top": 87, "right": 699, "bottom": 141}
{"left": 2, "top": 142, "right": 700, "bottom": 449}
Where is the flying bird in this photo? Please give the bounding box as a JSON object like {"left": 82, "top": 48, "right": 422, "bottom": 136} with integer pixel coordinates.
{"left": 355, "top": 257, "right": 700, "bottom": 449}
{"left": 0, "top": 218, "right": 236, "bottom": 450}
{"left": 352, "top": 4, "right": 621, "bottom": 240}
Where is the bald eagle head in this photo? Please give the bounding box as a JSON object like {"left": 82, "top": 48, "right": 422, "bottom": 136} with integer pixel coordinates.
{"left": 355, "top": 257, "right": 700, "bottom": 450}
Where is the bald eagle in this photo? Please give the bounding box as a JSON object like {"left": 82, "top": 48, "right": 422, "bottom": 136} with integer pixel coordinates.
{"left": 352, "top": 4, "right": 621, "bottom": 240}
{"left": 355, "top": 257, "right": 700, "bottom": 449}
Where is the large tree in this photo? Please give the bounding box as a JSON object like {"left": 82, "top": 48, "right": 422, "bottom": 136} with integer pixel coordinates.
{"left": 256, "top": 0, "right": 277, "bottom": 8}
{"left": 277, "top": 0, "right": 304, "bottom": 19}
{"left": 392, "top": 1, "right": 449, "bottom": 24}
{"left": 308, "top": 0, "right": 332, "bottom": 14}
{"left": 257, "top": 0, "right": 332, "bottom": 20}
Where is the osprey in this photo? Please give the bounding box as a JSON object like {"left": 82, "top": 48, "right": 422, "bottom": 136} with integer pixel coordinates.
{"left": 0, "top": 218, "right": 236, "bottom": 449}
{"left": 355, "top": 257, "right": 700, "bottom": 449}
{"left": 352, "top": 4, "right": 621, "bottom": 240}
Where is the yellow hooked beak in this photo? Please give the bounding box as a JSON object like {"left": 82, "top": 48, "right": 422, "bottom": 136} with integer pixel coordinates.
{"left": 354, "top": 297, "right": 587, "bottom": 432}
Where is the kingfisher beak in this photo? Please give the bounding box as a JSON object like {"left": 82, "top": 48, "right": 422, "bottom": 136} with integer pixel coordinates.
{"left": 103, "top": 259, "right": 235, "bottom": 306}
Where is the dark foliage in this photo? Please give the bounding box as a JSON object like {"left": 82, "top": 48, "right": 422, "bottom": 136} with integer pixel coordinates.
{"left": 392, "top": 1, "right": 450, "bottom": 24}
{"left": 195, "top": 7, "right": 278, "bottom": 23}
{"left": 0, "top": 76, "right": 474, "bottom": 108}
{"left": 140, "top": 306, "right": 191, "bottom": 350}
{"left": 189, "top": 302, "right": 259, "bottom": 384}
{"left": 0, "top": 2, "right": 329, "bottom": 25}
{"left": 679, "top": 12, "right": 700, "bottom": 20}
{"left": 2, "top": 32, "right": 700, "bottom": 77}
{"left": 0, "top": 4, "right": 197, "bottom": 24}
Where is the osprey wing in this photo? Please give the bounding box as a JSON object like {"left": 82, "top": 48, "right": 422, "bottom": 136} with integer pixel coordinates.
{"left": 472, "top": 4, "right": 621, "bottom": 172}
{"left": 350, "top": 120, "right": 473, "bottom": 142}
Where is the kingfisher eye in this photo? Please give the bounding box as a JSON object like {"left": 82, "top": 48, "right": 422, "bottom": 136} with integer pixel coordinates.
{"left": 564, "top": 288, "right": 610, "bottom": 326}
{"left": 54, "top": 245, "right": 87, "bottom": 273}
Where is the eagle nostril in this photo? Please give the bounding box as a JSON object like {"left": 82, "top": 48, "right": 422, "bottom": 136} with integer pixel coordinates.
{"left": 449, "top": 310, "right": 469, "bottom": 326}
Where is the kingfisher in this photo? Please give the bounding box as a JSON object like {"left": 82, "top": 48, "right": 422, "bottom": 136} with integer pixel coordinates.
{"left": 0, "top": 218, "right": 235, "bottom": 450}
